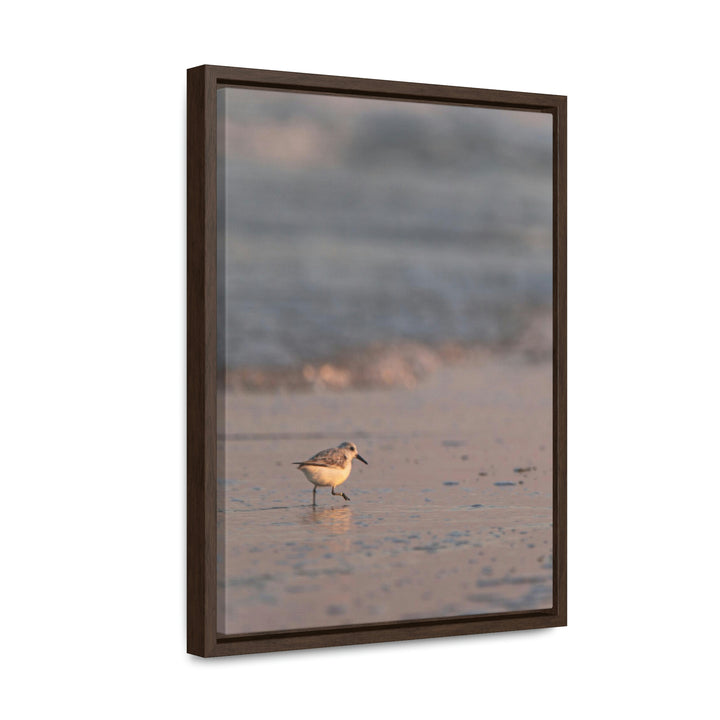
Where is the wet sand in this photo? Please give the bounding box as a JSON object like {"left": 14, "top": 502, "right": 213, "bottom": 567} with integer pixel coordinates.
{"left": 218, "top": 352, "right": 553, "bottom": 635}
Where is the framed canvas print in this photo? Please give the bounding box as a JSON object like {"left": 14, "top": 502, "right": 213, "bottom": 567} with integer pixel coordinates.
{"left": 187, "top": 65, "right": 566, "bottom": 657}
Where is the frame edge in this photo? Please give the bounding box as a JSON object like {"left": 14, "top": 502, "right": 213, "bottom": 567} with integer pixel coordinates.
{"left": 187, "top": 65, "right": 218, "bottom": 657}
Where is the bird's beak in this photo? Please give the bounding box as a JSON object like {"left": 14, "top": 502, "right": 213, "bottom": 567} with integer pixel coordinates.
{"left": 357, "top": 454, "right": 368, "bottom": 465}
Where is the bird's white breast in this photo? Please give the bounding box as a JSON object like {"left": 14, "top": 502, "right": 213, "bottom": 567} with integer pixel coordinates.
{"left": 298, "top": 463, "right": 351, "bottom": 487}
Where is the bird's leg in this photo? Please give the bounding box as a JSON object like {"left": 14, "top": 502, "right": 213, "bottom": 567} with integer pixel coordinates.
{"left": 312, "top": 486, "right": 317, "bottom": 505}
{"left": 331, "top": 487, "right": 350, "bottom": 502}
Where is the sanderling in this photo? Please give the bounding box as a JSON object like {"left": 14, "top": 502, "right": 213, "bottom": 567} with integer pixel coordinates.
{"left": 293, "top": 441, "right": 368, "bottom": 504}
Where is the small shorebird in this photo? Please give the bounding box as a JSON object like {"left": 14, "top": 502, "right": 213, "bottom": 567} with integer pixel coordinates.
{"left": 293, "top": 441, "right": 368, "bottom": 504}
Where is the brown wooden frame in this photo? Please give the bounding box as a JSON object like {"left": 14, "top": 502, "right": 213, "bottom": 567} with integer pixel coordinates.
{"left": 187, "top": 64, "right": 567, "bottom": 657}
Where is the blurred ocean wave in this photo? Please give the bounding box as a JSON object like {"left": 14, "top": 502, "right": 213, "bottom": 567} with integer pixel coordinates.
{"left": 218, "top": 87, "right": 553, "bottom": 384}
{"left": 223, "top": 312, "right": 552, "bottom": 393}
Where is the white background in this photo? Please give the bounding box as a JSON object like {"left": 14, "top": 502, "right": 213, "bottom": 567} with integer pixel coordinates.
{"left": 2, "top": 2, "right": 719, "bottom": 718}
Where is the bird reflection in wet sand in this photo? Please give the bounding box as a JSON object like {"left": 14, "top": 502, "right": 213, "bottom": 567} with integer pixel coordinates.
{"left": 293, "top": 441, "right": 368, "bottom": 504}
{"left": 302, "top": 505, "right": 353, "bottom": 539}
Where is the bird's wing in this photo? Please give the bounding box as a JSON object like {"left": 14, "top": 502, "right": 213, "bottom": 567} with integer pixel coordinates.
{"left": 293, "top": 447, "right": 347, "bottom": 468}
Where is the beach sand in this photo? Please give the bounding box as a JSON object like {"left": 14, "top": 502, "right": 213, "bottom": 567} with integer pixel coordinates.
{"left": 218, "top": 350, "right": 553, "bottom": 635}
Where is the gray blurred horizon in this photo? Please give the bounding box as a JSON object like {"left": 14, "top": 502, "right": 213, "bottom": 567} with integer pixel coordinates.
{"left": 218, "top": 87, "right": 553, "bottom": 375}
